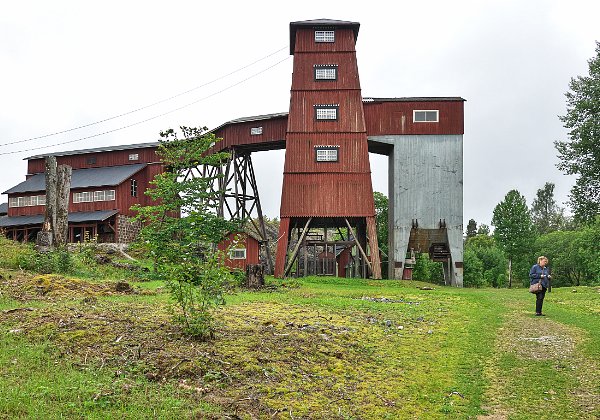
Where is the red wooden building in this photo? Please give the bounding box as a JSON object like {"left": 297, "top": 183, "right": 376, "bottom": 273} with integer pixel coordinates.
{"left": 1, "top": 143, "right": 163, "bottom": 242}
{"left": 217, "top": 232, "right": 261, "bottom": 271}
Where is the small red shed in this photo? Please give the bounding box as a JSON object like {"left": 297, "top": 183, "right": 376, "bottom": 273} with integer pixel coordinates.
{"left": 218, "top": 232, "right": 261, "bottom": 271}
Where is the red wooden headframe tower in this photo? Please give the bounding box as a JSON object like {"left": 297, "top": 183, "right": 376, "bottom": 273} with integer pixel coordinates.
{"left": 274, "top": 19, "right": 381, "bottom": 279}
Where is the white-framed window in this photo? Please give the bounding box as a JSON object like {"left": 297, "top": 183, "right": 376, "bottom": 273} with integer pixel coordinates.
{"left": 129, "top": 153, "right": 139, "bottom": 161}
{"left": 314, "top": 65, "right": 338, "bottom": 81}
{"left": 315, "top": 105, "right": 338, "bottom": 120}
{"left": 94, "top": 191, "right": 105, "bottom": 202}
{"left": 230, "top": 248, "right": 247, "bottom": 260}
{"left": 413, "top": 110, "right": 439, "bottom": 122}
{"left": 250, "top": 127, "right": 263, "bottom": 135}
{"left": 315, "top": 146, "right": 339, "bottom": 162}
{"left": 105, "top": 190, "right": 115, "bottom": 201}
{"left": 73, "top": 189, "right": 115, "bottom": 203}
{"left": 8, "top": 195, "right": 46, "bottom": 207}
{"left": 315, "top": 30, "right": 335, "bottom": 43}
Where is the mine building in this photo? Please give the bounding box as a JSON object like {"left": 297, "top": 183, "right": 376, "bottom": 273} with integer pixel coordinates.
{"left": 1, "top": 143, "right": 162, "bottom": 243}
{"left": 1, "top": 19, "right": 464, "bottom": 286}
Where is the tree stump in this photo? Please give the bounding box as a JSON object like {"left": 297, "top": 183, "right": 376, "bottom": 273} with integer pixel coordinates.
{"left": 35, "top": 231, "right": 53, "bottom": 253}
{"left": 245, "top": 264, "right": 265, "bottom": 289}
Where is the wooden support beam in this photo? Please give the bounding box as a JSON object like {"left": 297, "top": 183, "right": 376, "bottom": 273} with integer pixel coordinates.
{"left": 344, "top": 218, "right": 373, "bottom": 276}
{"left": 284, "top": 217, "right": 312, "bottom": 277}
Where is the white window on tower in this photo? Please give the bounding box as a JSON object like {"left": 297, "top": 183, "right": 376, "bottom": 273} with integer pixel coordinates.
{"left": 9, "top": 197, "right": 18, "bottom": 208}
{"left": 129, "top": 153, "right": 139, "bottom": 161}
{"left": 250, "top": 126, "right": 263, "bottom": 135}
{"left": 315, "top": 105, "right": 339, "bottom": 120}
{"left": 315, "top": 30, "right": 335, "bottom": 43}
{"left": 314, "top": 65, "right": 338, "bottom": 81}
{"left": 315, "top": 146, "right": 339, "bottom": 162}
{"left": 413, "top": 110, "right": 439, "bottom": 122}
{"left": 37, "top": 195, "right": 46, "bottom": 206}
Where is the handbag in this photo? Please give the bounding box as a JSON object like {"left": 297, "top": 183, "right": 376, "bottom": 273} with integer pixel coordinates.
{"left": 529, "top": 279, "right": 543, "bottom": 294}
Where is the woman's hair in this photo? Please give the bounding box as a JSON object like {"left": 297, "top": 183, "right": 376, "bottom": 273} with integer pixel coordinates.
{"left": 537, "top": 256, "right": 548, "bottom": 264}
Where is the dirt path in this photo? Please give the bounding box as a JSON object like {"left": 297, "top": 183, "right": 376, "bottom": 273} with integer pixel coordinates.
{"left": 479, "top": 301, "right": 598, "bottom": 419}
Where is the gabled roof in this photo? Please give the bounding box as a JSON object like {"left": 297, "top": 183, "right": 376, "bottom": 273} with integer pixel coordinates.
{"left": 3, "top": 163, "right": 147, "bottom": 194}
{"left": 25, "top": 142, "right": 159, "bottom": 160}
{"left": 0, "top": 210, "right": 119, "bottom": 228}
{"left": 290, "top": 19, "right": 360, "bottom": 54}
{"left": 0, "top": 202, "right": 7, "bottom": 215}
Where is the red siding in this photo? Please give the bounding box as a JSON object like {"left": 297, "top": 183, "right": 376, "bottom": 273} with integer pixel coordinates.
{"left": 363, "top": 101, "right": 464, "bottom": 136}
{"left": 218, "top": 232, "right": 260, "bottom": 271}
{"left": 8, "top": 163, "right": 163, "bottom": 218}
{"left": 291, "top": 52, "right": 361, "bottom": 91}
{"left": 27, "top": 147, "right": 160, "bottom": 174}
{"left": 293, "top": 28, "right": 357, "bottom": 55}
{"left": 287, "top": 91, "right": 365, "bottom": 133}
{"left": 284, "top": 133, "right": 371, "bottom": 173}
{"left": 212, "top": 117, "right": 287, "bottom": 153}
{"left": 280, "top": 173, "right": 375, "bottom": 217}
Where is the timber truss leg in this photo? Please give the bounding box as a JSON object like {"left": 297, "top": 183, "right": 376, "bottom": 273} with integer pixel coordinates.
{"left": 184, "top": 148, "right": 273, "bottom": 274}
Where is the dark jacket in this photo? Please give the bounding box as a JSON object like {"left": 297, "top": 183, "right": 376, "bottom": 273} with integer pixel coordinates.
{"left": 529, "top": 264, "right": 550, "bottom": 288}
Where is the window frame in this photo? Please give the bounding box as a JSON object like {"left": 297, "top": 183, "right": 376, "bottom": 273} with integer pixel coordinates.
{"left": 128, "top": 153, "right": 139, "bottom": 161}
{"left": 314, "top": 65, "right": 338, "bottom": 81}
{"left": 314, "top": 105, "right": 339, "bottom": 121}
{"left": 314, "top": 145, "right": 340, "bottom": 163}
{"left": 315, "top": 30, "right": 335, "bottom": 43}
{"left": 250, "top": 126, "right": 263, "bottom": 135}
{"left": 229, "top": 248, "right": 247, "bottom": 260}
{"left": 413, "top": 110, "right": 439, "bottom": 123}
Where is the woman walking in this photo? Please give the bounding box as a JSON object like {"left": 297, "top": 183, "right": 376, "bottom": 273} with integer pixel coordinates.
{"left": 529, "top": 256, "right": 551, "bottom": 316}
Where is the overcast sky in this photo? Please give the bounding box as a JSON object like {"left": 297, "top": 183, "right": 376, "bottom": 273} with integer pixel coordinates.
{"left": 1, "top": 0, "right": 599, "bottom": 228}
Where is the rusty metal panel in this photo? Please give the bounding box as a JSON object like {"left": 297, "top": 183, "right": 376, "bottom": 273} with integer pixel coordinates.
{"left": 293, "top": 28, "right": 357, "bottom": 55}
{"left": 291, "top": 53, "right": 361, "bottom": 91}
{"left": 280, "top": 173, "right": 375, "bottom": 217}
{"left": 363, "top": 100, "right": 464, "bottom": 136}
{"left": 213, "top": 116, "right": 287, "bottom": 152}
{"left": 287, "top": 91, "right": 366, "bottom": 133}
{"left": 284, "top": 133, "right": 371, "bottom": 173}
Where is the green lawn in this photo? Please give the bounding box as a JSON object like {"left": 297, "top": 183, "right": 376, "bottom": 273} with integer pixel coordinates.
{"left": 1, "top": 273, "right": 598, "bottom": 419}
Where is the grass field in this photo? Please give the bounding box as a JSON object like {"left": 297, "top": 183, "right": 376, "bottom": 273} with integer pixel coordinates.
{"left": 1, "top": 270, "right": 598, "bottom": 419}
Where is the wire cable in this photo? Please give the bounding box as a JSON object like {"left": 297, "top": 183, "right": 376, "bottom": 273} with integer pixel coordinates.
{"left": 0, "top": 46, "right": 287, "bottom": 148}
{"left": 0, "top": 55, "right": 292, "bottom": 156}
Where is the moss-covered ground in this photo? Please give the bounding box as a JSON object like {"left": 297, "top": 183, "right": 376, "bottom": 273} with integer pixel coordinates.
{"left": 1, "top": 270, "right": 598, "bottom": 419}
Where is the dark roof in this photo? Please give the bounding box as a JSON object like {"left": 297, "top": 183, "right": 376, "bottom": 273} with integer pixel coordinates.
{"left": 0, "top": 202, "right": 8, "bottom": 215}
{"left": 290, "top": 19, "right": 360, "bottom": 55}
{"left": 363, "top": 97, "right": 466, "bottom": 102}
{"left": 210, "top": 112, "right": 289, "bottom": 133}
{"left": 3, "top": 163, "right": 146, "bottom": 194}
{"left": 25, "top": 142, "right": 159, "bottom": 161}
{"left": 0, "top": 210, "right": 118, "bottom": 228}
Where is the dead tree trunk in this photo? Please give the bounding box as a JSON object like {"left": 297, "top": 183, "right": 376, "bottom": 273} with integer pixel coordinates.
{"left": 54, "top": 164, "right": 72, "bottom": 247}
{"left": 36, "top": 157, "right": 58, "bottom": 251}
{"left": 245, "top": 264, "right": 265, "bottom": 289}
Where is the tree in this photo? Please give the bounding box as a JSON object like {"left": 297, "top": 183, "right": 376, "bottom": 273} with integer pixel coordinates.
{"left": 477, "top": 224, "right": 491, "bottom": 236}
{"left": 465, "top": 234, "right": 507, "bottom": 288}
{"left": 373, "top": 191, "right": 389, "bottom": 257}
{"left": 530, "top": 182, "right": 568, "bottom": 233}
{"left": 555, "top": 41, "right": 600, "bottom": 224}
{"left": 491, "top": 190, "right": 536, "bottom": 288}
{"left": 465, "top": 219, "right": 477, "bottom": 238}
{"left": 133, "top": 126, "right": 239, "bottom": 339}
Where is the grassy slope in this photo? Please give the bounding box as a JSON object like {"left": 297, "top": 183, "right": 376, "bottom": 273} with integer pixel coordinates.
{"left": 0, "top": 271, "right": 598, "bottom": 419}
